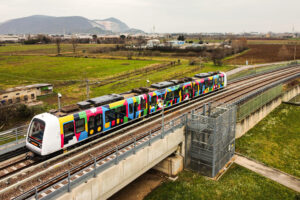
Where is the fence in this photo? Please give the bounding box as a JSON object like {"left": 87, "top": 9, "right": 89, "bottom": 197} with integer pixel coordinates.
{"left": 185, "top": 105, "right": 236, "bottom": 178}
{"left": 0, "top": 125, "right": 28, "bottom": 155}
{"left": 236, "top": 84, "right": 282, "bottom": 121}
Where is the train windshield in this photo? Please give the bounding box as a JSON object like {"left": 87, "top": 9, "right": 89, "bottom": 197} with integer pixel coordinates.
{"left": 28, "top": 119, "right": 45, "bottom": 143}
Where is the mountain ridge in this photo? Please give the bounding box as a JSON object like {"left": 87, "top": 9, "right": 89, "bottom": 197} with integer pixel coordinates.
{"left": 0, "top": 15, "right": 144, "bottom": 34}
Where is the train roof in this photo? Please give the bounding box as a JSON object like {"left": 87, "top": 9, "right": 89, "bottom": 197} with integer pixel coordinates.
{"left": 88, "top": 94, "right": 124, "bottom": 107}
{"left": 151, "top": 81, "right": 175, "bottom": 89}
{"left": 194, "top": 71, "right": 221, "bottom": 78}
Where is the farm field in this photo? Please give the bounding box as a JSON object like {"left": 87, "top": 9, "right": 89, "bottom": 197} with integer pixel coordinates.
{"left": 247, "top": 39, "right": 300, "bottom": 45}
{"left": 0, "top": 49, "right": 235, "bottom": 107}
{"left": 236, "top": 104, "right": 300, "bottom": 177}
{"left": 145, "top": 164, "right": 298, "bottom": 200}
{"left": 0, "top": 43, "right": 116, "bottom": 55}
{"left": 225, "top": 44, "right": 300, "bottom": 65}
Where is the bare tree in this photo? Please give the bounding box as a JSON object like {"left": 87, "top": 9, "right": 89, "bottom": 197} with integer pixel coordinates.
{"left": 278, "top": 45, "right": 290, "bottom": 60}
{"left": 71, "top": 37, "right": 78, "bottom": 54}
{"left": 55, "top": 37, "right": 62, "bottom": 55}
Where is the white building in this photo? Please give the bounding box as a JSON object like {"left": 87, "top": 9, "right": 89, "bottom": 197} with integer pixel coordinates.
{"left": 146, "top": 39, "right": 160, "bottom": 47}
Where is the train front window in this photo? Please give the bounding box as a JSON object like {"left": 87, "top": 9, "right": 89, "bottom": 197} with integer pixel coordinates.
{"left": 28, "top": 119, "right": 45, "bottom": 143}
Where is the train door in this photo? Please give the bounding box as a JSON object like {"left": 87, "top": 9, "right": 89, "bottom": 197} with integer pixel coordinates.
{"left": 128, "top": 99, "right": 134, "bottom": 120}
{"left": 149, "top": 95, "right": 157, "bottom": 113}
{"left": 141, "top": 96, "right": 147, "bottom": 116}
{"left": 194, "top": 82, "right": 199, "bottom": 96}
{"left": 88, "top": 114, "right": 102, "bottom": 136}
{"left": 63, "top": 121, "right": 75, "bottom": 146}
{"left": 199, "top": 82, "right": 203, "bottom": 95}
{"left": 188, "top": 85, "right": 193, "bottom": 98}
{"left": 133, "top": 100, "right": 139, "bottom": 118}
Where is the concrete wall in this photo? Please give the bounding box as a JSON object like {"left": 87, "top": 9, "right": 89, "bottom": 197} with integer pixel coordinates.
{"left": 56, "top": 127, "right": 185, "bottom": 200}
{"left": 236, "top": 85, "right": 300, "bottom": 138}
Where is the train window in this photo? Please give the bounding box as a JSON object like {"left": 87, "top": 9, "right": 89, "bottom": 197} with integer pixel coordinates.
{"left": 24, "top": 95, "right": 28, "bottom": 101}
{"left": 108, "top": 110, "right": 116, "bottom": 120}
{"left": 141, "top": 98, "right": 146, "bottom": 109}
{"left": 209, "top": 80, "right": 213, "bottom": 87}
{"left": 88, "top": 116, "right": 95, "bottom": 129}
{"left": 63, "top": 122, "right": 74, "bottom": 137}
{"left": 129, "top": 104, "right": 133, "bottom": 114}
{"left": 121, "top": 105, "right": 126, "bottom": 117}
{"left": 115, "top": 106, "right": 121, "bottom": 118}
{"left": 166, "top": 91, "right": 174, "bottom": 101}
{"left": 95, "top": 114, "right": 102, "bottom": 127}
{"left": 174, "top": 90, "right": 180, "bottom": 98}
{"left": 75, "top": 119, "right": 85, "bottom": 133}
{"left": 151, "top": 96, "right": 156, "bottom": 106}
{"left": 199, "top": 83, "right": 203, "bottom": 93}
{"left": 134, "top": 102, "right": 139, "bottom": 112}
{"left": 105, "top": 110, "right": 111, "bottom": 122}
{"left": 195, "top": 84, "right": 199, "bottom": 92}
{"left": 29, "top": 119, "right": 45, "bottom": 142}
{"left": 205, "top": 80, "right": 208, "bottom": 87}
{"left": 31, "top": 93, "right": 35, "bottom": 99}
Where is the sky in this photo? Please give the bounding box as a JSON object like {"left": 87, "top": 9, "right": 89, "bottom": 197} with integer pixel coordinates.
{"left": 0, "top": 0, "right": 299, "bottom": 33}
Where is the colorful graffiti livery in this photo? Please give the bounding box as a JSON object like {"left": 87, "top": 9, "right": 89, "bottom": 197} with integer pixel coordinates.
{"left": 26, "top": 72, "right": 227, "bottom": 156}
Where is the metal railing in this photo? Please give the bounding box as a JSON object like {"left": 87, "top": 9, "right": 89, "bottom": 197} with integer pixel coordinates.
{"left": 0, "top": 125, "right": 28, "bottom": 154}
{"left": 233, "top": 73, "right": 300, "bottom": 121}
{"left": 14, "top": 115, "right": 186, "bottom": 200}
{"left": 236, "top": 84, "right": 282, "bottom": 121}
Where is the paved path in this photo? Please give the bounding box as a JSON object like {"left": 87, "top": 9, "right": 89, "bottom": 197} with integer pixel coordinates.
{"left": 226, "top": 60, "right": 299, "bottom": 76}
{"left": 234, "top": 155, "right": 300, "bottom": 192}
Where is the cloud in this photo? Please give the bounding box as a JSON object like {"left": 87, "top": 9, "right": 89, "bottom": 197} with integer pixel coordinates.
{"left": 0, "top": 0, "right": 299, "bottom": 33}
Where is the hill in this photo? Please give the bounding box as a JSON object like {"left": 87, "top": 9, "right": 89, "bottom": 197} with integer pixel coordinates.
{"left": 0, "top": 15, "right": 144, "bottom": 34}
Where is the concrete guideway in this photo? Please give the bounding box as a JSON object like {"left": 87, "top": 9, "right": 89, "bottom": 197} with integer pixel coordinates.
{"left": 226, "top": 60, "right": 299, "bottom": 76}
{"left": 234, "top": 155, "right": 300, "bottom": 192}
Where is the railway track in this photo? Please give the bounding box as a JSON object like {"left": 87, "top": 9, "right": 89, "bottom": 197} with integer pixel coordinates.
{"left": 0, "top": 65, "right": 299, "bottom": 199}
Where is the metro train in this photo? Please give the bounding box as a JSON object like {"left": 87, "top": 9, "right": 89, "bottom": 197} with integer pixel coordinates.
{"left": 26, "top": 72, "right": 227, "bottom": 156}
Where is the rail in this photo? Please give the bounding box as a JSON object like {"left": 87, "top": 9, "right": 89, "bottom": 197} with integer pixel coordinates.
{"left": 13, "top": 115, "right": 186, "bottom": 200}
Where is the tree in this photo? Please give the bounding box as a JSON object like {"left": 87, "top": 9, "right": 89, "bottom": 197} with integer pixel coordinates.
{"left": 278, "top": 45, "right": 290, "bottom": 60}
{"left": 92, "top": 35, "right": 97, "bottom": 43}
{"left": 211, "top": 48, "right": 225, "bottom": 66}
{"left": 120, "top": 35, "right": 126, "bottom": 40}
{"left": 71, "top": 37, "right": 78, "bottom": 53}
{"left": 55, "top": 37, "right": 62, "bottom": 55}
{"left": 177, "top": 35, "right": 185, "bottom": 41}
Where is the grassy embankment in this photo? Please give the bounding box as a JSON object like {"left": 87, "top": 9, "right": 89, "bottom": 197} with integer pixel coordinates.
{"left": 236, "top": 103, "right": 300, "bottom": 177}
{"left": 145, "top": 164, "right": 298, "bottom": 200}
{"left": 227, "top": 63, "right": 293, "bottom": 80}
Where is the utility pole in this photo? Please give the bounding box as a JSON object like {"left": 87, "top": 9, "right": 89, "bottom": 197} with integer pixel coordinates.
{"left": 86, "top": 79, "right": 89, "bottom": 100}
{"left": 58, "top": 93, "right": 62, "bottom": 111}
{"left": 294, "top": 43, "right": 297, "bottom": 61}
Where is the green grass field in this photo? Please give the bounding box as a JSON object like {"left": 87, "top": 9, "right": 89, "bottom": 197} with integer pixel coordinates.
{"left": 0, "top": 52, "right": 235, "bottom": 106}
{"left": 0, "top": 55, "right": 159, "bottom": 89}
{"left": 236, "top": 104, "right": 300, "bottom": 177}
{"left": 0, "top": 43, "right": 116, "bottom": 54}
{"left": 247, "top": 39, "right": 300, "bottom": 45}
{"left": 145, "top": 164, "right": 298, "bottom": 200}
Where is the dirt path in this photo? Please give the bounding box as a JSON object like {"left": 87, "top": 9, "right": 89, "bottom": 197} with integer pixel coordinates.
{"left": 234, "top": 155, "right": 300, "bottom": 192}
